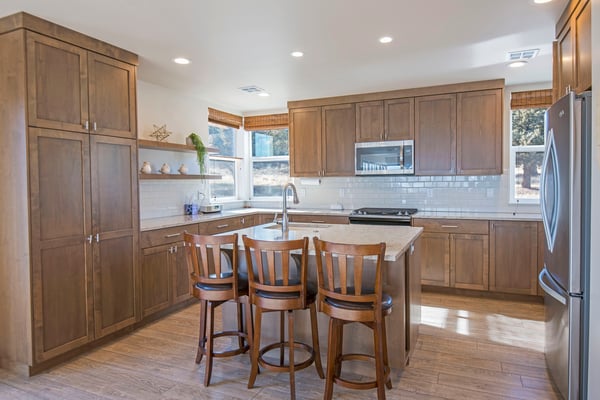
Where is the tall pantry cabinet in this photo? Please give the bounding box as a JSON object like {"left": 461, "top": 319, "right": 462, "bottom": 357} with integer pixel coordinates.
{"left": 0, "top": 12, "right": 138, "bottom": 374}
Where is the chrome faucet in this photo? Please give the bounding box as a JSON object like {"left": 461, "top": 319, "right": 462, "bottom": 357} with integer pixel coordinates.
{"left": 281, "top": 182, "right": 299, "bottom": 232}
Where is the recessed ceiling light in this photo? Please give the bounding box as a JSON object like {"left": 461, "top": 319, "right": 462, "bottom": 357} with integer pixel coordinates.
{"left": 534, "top": 0, "right": 552, "bottom": 4}
{"left": 257, "top": 92, "right": 270, "bottom": 97}
{"left": 173, "top": 57, "right": 190, "bottom": 65}
{"left": 291, "top": 51, "right": 304, "bottom": 57}
{"left": 508, "top": 60, "right": 528, "bottom": 68}
{"left": 379, "top": 36, "right": 393, "bottom": 44}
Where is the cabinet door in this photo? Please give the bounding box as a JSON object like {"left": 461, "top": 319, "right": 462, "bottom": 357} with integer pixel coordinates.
{"left": 171, "top": 244, "right": 192, "bottom": 304}
{"left": 88, "top": 53, "right": 137, "bottom": 139}
{"left": 322, "top": 104, "right": 356, "bottom": 176}
{"left": 289, "top": 107, "right": 322, "bottom": 176}
{"left": 355, "top": 101, "right": 384, "bottom": 142}
{"left": 574, "top": 0, "right": 591, "bottom": 92}
{"left": 557, "top": 23, "right": 575, "bottom": 96}
{"left": 26, "top": 32, "right": 89, "bottom": 133}
{"left": 419, "top": 232, "right": 450, "bottom": 287}
{"left": 141, "top": 245, "right": 171, "bottom": 317}
{"left": 457, "top": 89, "right": 502, "bottom": 175}
{"left": 489, "top": 221, "right": 538, "bottom": 295}
{"left": 90, "top": 136, "right": 139, "bottom": 337}
{"left": 415, "top": 94, "right": 456, "bottom": 175}
{"left": 28, "top": 128, "right": 93, "bottom": 362}
{"left": 385, "top": 98, "right": 414, "bottom": 141}
{"left": 451, "top": 234, "right": 489, "bottom": 291}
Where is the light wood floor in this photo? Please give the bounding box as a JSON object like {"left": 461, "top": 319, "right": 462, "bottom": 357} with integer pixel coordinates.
{"left": 0, "top": 291, "right": 560, "bottom": 399}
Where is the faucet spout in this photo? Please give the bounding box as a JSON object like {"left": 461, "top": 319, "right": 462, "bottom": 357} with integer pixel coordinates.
{"left": 282, "top": 182, "right": 299, "bottom": 232}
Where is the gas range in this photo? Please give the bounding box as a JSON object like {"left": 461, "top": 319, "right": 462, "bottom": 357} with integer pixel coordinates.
{"left": 349, "top": 207, "right": 418, "bottom": 226}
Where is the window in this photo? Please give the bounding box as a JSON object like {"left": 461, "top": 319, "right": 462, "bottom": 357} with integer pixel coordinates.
{"left": 510, "top": 107, "right": 546, "bottom": 203}
{"left": 251, "top": 128, "right": 289, "bottom": 198}
{"left": 208, "top": 123, "right": 239, "bottom": 199}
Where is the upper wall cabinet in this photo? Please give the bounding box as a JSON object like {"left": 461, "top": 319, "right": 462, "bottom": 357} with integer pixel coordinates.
{"left": 554, "top": 0, "right": 591, "bottom": 100}
{"left": 355, "top": 98, "right": 414, "bottom": 142}
{"left": 289, "top": 104, "right": 355, "bottom": 177}
{"left": 27, "top": 32, "right": 137, "bottom": 139}
{"left": 457, "top": 89, "right": 502, "bottom": 175}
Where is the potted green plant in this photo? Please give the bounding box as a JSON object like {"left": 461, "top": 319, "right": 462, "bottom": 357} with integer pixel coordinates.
{"left": 187, "top": 133, "right": 207, "bottom": 174}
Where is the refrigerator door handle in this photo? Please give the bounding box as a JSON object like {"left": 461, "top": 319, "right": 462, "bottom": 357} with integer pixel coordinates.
{"left": 539, "top": 267, "right": 567, "bottom": 305}
{"left": 540, "top": 128, "right": 560, "bottom": 252}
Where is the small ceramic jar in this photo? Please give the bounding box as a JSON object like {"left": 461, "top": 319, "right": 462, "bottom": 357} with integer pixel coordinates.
{"left": 140, "top": 161, "right": 152, "bottom": 174}
{"left": 160, "top": 163, "right": 171, "bottom": 174}
{"left": 178, "top": 164, "right": 188, "bottom": 175}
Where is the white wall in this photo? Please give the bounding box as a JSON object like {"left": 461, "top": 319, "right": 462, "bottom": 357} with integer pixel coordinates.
{"left": 587, "top": 0, "right": 599, "bottom": 396}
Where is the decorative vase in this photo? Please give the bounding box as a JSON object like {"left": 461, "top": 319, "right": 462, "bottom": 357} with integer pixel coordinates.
{"left": 178, "top": 164, "right": 188, "bottom": 175}
{"left": 140, "top": 161, "right": 152, "bottom": 174}
{"left": 160, "top": 163, "right": 171, "bottom": 174}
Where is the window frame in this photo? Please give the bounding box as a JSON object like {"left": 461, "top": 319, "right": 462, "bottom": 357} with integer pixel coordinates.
{"left": 249, "top": 128, "right": 290, "bottom": 200}
{"left": 208, "top": 122, "right": 241, "bottom": 201}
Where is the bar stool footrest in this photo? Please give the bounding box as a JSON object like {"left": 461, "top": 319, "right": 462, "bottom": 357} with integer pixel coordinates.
{"left": 258, "top": 341, "right": 316, "bottom": 372}
{"left": 333, "top": 353, "right": 390, "bottom": 390}
{"left": 204, "top": 330, "right": 250, "bottom": 358}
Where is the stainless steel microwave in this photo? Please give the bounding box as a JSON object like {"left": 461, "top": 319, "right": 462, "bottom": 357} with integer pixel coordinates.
{"left": 355, "top": 140, "right": 414, "bottom": 175}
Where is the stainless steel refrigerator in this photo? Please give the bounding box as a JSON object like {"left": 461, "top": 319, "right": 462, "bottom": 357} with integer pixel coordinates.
{"left": 539, "top": 91, "right": 591, "bottom": 400}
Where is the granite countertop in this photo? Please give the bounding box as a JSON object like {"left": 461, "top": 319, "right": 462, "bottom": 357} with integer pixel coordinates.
{"left": 140, "top": 208, "right": 352, "bottom": 231}
{"left": 140, "top": 207, "right": 541, "bottom": 231}
{"left": 414, "top": 211, "right": 542, "bottom": 221}
{"left": 223, "top": 222, "right": 423, "bottom": 262}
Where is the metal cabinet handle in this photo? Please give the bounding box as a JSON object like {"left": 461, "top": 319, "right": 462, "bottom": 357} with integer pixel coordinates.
{"left": 410, "top": 243, "right": 415, "bottom": 255}
{"left": 217, "top": 224, "right": 229, "bottom": 229}
{"left": 441, "top": 225, "right": 459, "bottom": 229}
{"left": 241, "top": 217, "right": 245, "bottom": 224}
{"left": 311, "top": 220, "right": 325, "bottom": 223}
{"left": 95, "top": 233, "right": 100, "bottom": 243}
{"left": 86, "top": 235, "right": 93, "bottom": 244}
{"left": 165, "top": 233, "right": 181, "bottom": 238}
{"left": 93, "top": 122, "right": 97, "bottom": 132}
{"left": 84, "top": 120, "right": 89, "bottom": 130}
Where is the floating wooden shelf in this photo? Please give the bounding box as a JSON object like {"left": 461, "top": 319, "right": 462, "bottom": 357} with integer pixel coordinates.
{"left": 138, "top": 139, "right": 219, "bottom": 154}
{"left": 139, "top": 173, "right": 221, "bottom": 180}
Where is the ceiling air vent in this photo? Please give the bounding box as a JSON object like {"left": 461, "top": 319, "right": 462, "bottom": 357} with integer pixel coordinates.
{"left": 238, "top": 85, "right": 265, "bottom": 94}
{"left": 507, "top": 49, "right": 539, "bottom": 61}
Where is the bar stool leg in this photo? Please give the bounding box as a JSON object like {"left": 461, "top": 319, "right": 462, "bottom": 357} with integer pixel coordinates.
{"left": 248, "top": 307, "right": 262, "bottom": 388}
{"left": 288, "top": 310, "right": 296, "bottom": 400}
{"left": 309, "top": 302, "right": 324, "bottom": 378}
{"left": 279, "top": 310, "right": 285, "bottom": 366}
{"left": 324, "top": 318, "right": 338, "bottom": 400}
{"left": 382, "top": 317, "right": 392, "bottom": 389}
{"left": 374, "top": 318, "right": 386, "bottom": 400}
{"left": 237, "top": 302, "right": 245, "bottom": 350}
{"left": 204, "top": 301, "right": 215, "bottom": 387}
{"left": 196, "top": 300, "right": 207, "bottom": 364}
{"left": 243, "top": 298, "right": 253, "bottom": 351}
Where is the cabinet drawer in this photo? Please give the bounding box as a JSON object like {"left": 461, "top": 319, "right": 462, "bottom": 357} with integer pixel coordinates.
{"left": 412, "top": 218, "right": 488, "bottom": 235}
{"left": 289, "top": 214, "right": 349, "bottom": 224}
{"left": 141, "top": 224, "right": 199, "bottom": 248}
{"left": 201, "top": 216, "right": 255, "bottom": 234}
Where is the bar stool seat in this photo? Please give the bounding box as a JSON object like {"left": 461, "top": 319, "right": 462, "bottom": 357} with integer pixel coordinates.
{"left": 242, "top": 235, "right": 324, "bottom": 400}
{"left": 184, "top": 232, "right": 252, "bottom": 387}
{"left": 313, "top": 238, "right": 392, "bottom": 400}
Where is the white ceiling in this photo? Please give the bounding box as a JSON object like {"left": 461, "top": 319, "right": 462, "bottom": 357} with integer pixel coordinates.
{"left": 1, "top": 0, "right": 567, "bottom": 114}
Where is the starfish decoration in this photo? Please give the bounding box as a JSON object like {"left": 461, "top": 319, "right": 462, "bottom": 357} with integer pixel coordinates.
{"left": 149, "top": 124, "right": 172, "bottom": 142}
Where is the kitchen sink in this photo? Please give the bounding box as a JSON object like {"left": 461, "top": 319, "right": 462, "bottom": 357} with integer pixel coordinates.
{"left": 265, "top": 222, "right": 331, "bottom": 230}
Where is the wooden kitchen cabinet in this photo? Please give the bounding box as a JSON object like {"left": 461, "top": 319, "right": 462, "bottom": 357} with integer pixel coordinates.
{"left": 27, "top": 32, "right": 137, "bottom": 139}
{"left": 457, "top": 89, "right": 502, "bottom": 175}
{"left": 405, "top": 236, "right": 421, "bottom": 363}
{"left": 200, "top": 215, "right": 256, "bottom": 235}
{"left": 554, "top": 0, "right": 591, "bottom": 100}
{"left": 0, "top": 13, "right": 139, "bottom": 373}
{"left": 140, "top": 224, "right": 199, "bottom": 318}
{"left": 413, "top": 218, "right": 489, "bottom": 291}
{"left": 489, "top": 221, "right": 538, "bottom": 295}
{"left": 289, "top": 104, "right": 355, "bottom": 177}
{"left": 415, "top": 94, "right": 457, "bottom": 175}
{"left": 355, "top": 98, "right": 414, "bottom": 142}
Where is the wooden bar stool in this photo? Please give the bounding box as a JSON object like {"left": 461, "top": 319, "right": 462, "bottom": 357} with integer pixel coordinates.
{"left": 313, "top": 238, "right": 392, "bottom": 400}
{"left": 183, "top": 232, "right": 252, "bottom": 386}
{"left": 242, "top": 235, "right": 324, "bottom": 400}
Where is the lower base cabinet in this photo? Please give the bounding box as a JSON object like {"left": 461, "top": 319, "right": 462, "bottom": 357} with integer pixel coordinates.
{"left": 140, "top": 224, "right": 199, "bottom": 318}
{"left": 489, "top": 220, "right": 539, "bottom": 295}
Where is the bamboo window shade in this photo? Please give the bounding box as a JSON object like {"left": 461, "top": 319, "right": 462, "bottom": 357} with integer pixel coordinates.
{"left": 243, "top": 113, "right": 289, "bottom": 131}
{"left": 208, "top": 107, "right": 243, "bottom": 128}
{"left": 510, "top": 89, "right": 553, "bottom": 110}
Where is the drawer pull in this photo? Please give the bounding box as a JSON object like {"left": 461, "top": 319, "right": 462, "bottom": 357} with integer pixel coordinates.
{"left": 165, "top": 233, "right": 181, "bottom": 238}
{"left": 217, "top": 224, "right": 229, "bottom": 229}
{"left": 441, "top": 225, "right": 459, "bottom": 229}
{"left": 312, "top": 220, "right": 325, "bottom": 223}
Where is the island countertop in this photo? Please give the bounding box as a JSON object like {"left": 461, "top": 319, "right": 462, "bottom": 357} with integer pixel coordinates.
{"left": 220, "top": 222, "right": 423, "bottom": 262}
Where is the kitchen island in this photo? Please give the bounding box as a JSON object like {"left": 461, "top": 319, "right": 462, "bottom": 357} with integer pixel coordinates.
{"left": 219, "top": 222, "right": 423, "bottom": 371}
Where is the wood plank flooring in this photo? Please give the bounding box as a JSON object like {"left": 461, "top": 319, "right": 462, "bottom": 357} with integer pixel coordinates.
{"left": 0, "top": 291, "right": 560, "bottom": 399}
